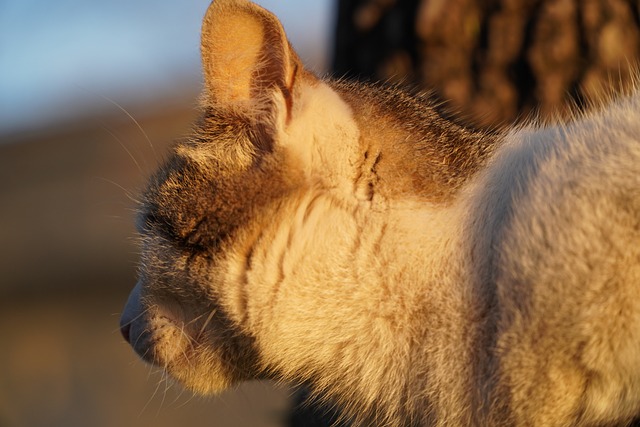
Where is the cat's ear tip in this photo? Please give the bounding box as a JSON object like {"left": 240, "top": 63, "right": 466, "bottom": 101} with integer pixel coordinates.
{"left": 206, "top": 0, "right": 248, "bottom": 8}
{"left": 204, "top": 0, "right": 265, "bottom": 17}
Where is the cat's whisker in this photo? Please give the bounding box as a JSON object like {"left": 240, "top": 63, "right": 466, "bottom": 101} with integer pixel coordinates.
{"left": 156, "top": 371, "right": 171, "bottom": 415}
{"left": 115, "top": 306, "right": 152, "bottom": 335}
{"left": 132, "top": 327, "right": 151, "bottom": 350}
{"left": 197, "top": 308, "right": 217, "bottom": 338}
{"left": 184, "top": 312, "right": 206, "bottom": 327}
{"left": 92, "top": 177, "right": 142, "bottom": 205}
{"left": 180, "top": 347, "right": 194, "bottom": 371}
{"left": 100, "top": 125, "right": 144, "bottom": 175}
{"left": 177, "top": 323, "right": 198, "bottom": 351}
{"left": 92, "top": 200, "right": 133, "bottom": 210}
{"left": 138, "top": 368, "right": 164, "bottom": 419}
{"left": 173, "top": 389, "right": 197, "bottom": 409}
{"left": 174, "top": 326, "right": 197, "bottom": 373}
{"left": 146, "top": 364, "right": 159, "bottom": 383}
{"left": 169, "top": 381, "right": 188, "bottom": 407}
{"left": 76, "top": 84, "right": 158, "bottom": 160}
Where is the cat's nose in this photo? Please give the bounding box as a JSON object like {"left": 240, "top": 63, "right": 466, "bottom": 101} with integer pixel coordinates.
{"left": 120, "top": 320, "right": 131, "bottom": 343}
{"left": 120, "top": 281, "right": 143, "bottom": 343}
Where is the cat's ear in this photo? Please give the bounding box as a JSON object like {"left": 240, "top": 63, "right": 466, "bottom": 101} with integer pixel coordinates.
{"left": 200, "top": 0, "right": 306, "bottom": 120}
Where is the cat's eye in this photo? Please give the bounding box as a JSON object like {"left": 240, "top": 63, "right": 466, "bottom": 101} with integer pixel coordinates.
{"left": 135, "top": 211, "right": 157, "bottom": 233}
{"left": 135, "top": 209, "right": 209, "bottom": 254}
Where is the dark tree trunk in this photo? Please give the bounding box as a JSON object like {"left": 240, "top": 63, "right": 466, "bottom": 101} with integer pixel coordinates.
{"left": 333, "top": 0, "right": 640, "bottom": 127}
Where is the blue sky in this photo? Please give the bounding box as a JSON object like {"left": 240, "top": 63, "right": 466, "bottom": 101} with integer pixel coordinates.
{"left": 0, "top": 0, "right": 334, "bottom": 135}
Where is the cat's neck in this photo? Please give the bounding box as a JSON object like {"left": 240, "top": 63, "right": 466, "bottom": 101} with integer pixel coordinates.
{"left": 220, "top": 186, "right": 476, "bottom": 424}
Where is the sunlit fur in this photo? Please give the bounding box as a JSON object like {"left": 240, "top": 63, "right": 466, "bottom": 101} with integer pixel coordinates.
{"left": 120, "top": 0, "right": 640, "bottom": 425}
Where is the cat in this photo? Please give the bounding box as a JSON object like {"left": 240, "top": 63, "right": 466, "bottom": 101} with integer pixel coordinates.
{"left": 120, "top": 0, "right": 640, "bottom": 425}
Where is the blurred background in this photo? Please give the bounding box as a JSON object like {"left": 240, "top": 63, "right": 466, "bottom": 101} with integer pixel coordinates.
{"left": 2, "top": 0, "right": 640, "bottom": 426}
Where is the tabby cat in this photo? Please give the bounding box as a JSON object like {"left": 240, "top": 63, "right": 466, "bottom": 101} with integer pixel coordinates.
{"left": 121, "top": 0, "right": 640, "bottom": 425}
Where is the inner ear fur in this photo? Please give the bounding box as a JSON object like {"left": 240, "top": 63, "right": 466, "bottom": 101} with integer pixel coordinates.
{"left": 200, "top": 0, "right": 302, "bottom": 117}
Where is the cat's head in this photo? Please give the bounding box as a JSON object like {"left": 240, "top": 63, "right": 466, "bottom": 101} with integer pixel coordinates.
{"left": 119, "top": 0, "right": 489, "bottom": 396}
{"left": 119, "top": 0, "right": 366, "bottom": 394}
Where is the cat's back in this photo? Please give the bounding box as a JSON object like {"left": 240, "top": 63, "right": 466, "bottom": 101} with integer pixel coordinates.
{"left": 464, "top": 92, "right": 640, "bottom": 425}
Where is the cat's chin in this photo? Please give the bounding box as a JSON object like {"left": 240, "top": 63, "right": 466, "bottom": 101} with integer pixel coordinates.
{"left": 164, "top": 355, "right": 240, "bottom": 396}
{"left": 121, "top": 282, "right": 262, "bottom": 395}
{"left": 127, "top": 314, "right": 246, "bottom": 395}
{"left": 132, "top": 318, "right": 245, "bottom": 395}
